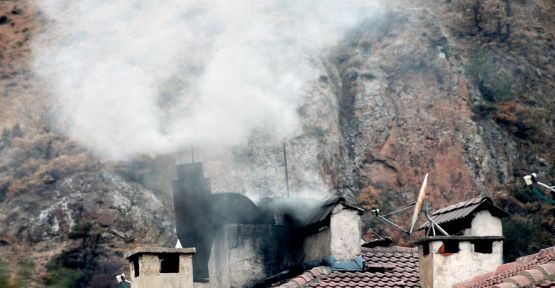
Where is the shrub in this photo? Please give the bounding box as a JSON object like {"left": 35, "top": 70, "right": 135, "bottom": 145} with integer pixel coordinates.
{"left": 0, "top": 260, "right": 35, "bottom": 288}
{"left": 466, "top": 48, "right": 514, "bottom": 102}
{"left": 2, "top": 128, "right": 10, "bottom": 146}
{"left": 68, "top": 221, "right": 93, "bottom": 239}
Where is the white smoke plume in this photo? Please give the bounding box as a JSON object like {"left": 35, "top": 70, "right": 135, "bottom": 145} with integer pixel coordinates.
{"left": 33, "top": 0, "right": 384, "bottom": 161}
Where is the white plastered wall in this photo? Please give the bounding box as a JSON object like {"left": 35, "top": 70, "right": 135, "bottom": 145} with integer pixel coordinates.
{"left": 330, "top": 204, "right": 361, "bottom": 261}
{"left": 463, "top": 210, "right": 503, "bottom": 236}
{"left": 419, "top": 240, "right": 503, "bottom": 288}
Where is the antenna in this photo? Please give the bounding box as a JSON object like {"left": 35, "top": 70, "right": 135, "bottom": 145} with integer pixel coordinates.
{"left": 371, "top": 173, "right": 447, "bottom": 237}
{"left": 191, "top": 147, "right": 194, "bottom": 163}
{"left": 409, "top": 173, "right": 428, "bottom": 234}
{"left": 523, "top": 173, "right": 555, "bottom": 204}
{"left": 423, "top": 202, "right": 449, "bottom": 236}
{"left": 283, "top": 143, "right": 290, "bottom": 198}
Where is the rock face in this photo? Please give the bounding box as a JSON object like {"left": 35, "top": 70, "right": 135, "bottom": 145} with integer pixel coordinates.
{"left": 0, "top": 0, "right": 553, "bottom": 286}
{"left": 326, "top": 7, "right": 501, "bottom": 204}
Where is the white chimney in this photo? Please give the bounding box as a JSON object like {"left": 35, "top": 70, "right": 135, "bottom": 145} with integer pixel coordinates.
{"left": 303, "top": 198, "right": 364, "bottom": 265}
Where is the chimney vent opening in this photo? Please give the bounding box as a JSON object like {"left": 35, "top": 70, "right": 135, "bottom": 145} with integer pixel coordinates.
{"left": 159, "top": 254, "right": 180, "bottom": 273}
{"left": 474, "top": 241, "right": 493, "bottom": 254}
{"left": 133, "top": 258, "right": 140, "bottom": 277}
{"left": 439, "top": 241, "right": 460, "bottom": 255}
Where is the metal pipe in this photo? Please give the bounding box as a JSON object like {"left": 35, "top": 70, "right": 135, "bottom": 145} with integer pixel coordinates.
{"left": 424, "top": 209, "right": 449, "bottom": 236}
{"left": 283, "top": 143, "right": 290, "bottom": 198}
{"left": 375, "top": 215, "right": 409, "bottom": 234}
{"left": 382, "top": 202, "right": 416, "bottom": 217}
{"left": 537, "top": 181, "right": 555, "bottom": 193}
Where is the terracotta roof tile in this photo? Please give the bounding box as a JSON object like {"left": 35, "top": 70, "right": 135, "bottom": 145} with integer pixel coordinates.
{"left": 277, "top": 246, "right": 419, "bottom": 288}
{"left": 524, "top": 269, "right": 546, "bottom": 282}
{"left": 539, "top": 262, "right": 555, "bottom": 276}
{"left": 536, "top": 280, "right": 555, "bottom": 288}
{"left": 455, "top": 246, "right": 555, "bottom": 288}
{"left": 493, "top": 283, "right": 514, "bottom": 288}
{"left": 509, "top": 275, "right": 533, "bottom": 287}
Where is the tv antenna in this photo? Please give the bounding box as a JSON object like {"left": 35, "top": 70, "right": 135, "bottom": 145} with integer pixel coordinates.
{"left": 283, "top": 142, "right": 290, "bottom": 198}
{"left": 523, "top": 173, "right": 555, "bottom": 205}
{"left": 371, "top": 174, "right": 448, "bottom": 236}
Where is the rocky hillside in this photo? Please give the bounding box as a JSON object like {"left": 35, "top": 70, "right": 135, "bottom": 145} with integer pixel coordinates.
{"left": 0, "top": 0, "right": 553, "bottom": 287}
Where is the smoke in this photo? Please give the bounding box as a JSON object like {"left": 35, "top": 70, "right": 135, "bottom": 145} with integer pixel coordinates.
{"left": 33, "top": 0, "right": 384, "bottom": 161}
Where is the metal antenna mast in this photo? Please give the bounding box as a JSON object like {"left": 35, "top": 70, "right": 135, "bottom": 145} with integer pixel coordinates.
{"left": 283, "top": 143, "right": 290, "bottom": 198}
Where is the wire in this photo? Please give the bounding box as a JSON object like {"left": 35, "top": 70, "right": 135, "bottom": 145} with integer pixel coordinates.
{"left": 382, "top": 202, "right": 416, "bottom": 217}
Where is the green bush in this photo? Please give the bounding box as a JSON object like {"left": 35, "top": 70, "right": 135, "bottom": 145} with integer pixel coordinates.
{"left": 68, "top": 221, "right": 93, "bottom": 239}
{"left": 502, "top": 214, "right": 543, "bottom": 262}
{"left": 45, "top": 261, "right": 84, "bottom": 288}
{"left": 466, "top": 49, "right": 514, "bottom": 102}
{"left": 45, "top": 221, "right": 100, "bottom": 287}
{"left": 0, "top": 260, "right": 35, "bottom": 288}
{"left": 2, "top": 128, "right": 11, "bottom": 146}
{"left": 0, "top": 261, "right": 9, "bottom": 288}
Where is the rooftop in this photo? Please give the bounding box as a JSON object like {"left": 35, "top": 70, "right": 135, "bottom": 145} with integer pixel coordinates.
{"left": 453, "top": 245, "right": 555, "bottom": 288}
{"left": 276, "top": 246, "right": 419, "bottom": 288}
{"left": 303, "top": 197, "right": 364, "bottom": 231}
{"left": 418, "top": 196, "right": 509, "bottom": 231}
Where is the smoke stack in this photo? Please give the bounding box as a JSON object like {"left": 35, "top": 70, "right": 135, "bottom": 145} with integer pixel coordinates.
{"left": 173, "top": 162, "right": 212, "bottom": 282}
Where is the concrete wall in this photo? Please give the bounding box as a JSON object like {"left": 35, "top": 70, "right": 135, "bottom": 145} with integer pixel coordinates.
{"left": 418, "top": 240, "right": 503, "bottom": 288}
{"left": 463, "top": 210, "right": 503, "bottom": 236}
{"left": 330, "top": 205, "right": 361, "bottom": 261}
{"left": 129, "top": 254, "right": 194, "bottom": 288}
{"left": 209, "top": 224, "right": 300, "bottom": 288}
{"left": 303, "top": 227, "right": 331, "bottom": 262}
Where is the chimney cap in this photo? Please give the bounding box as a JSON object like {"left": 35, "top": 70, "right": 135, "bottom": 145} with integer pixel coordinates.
{"left": 417, "top": 196, "right": 509, "bottom": 231}
{"left": 124, "top": 247, "right": 196, "bottom": 260}
{"left": 303, "top": 196, "right": 364, "bottom": 229}
{"left": 411, "top": 235, "right": 504, "bottom": 246}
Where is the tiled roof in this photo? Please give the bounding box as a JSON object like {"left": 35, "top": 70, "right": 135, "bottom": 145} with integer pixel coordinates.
{"left": 303, "top": 197, "right": 364, "bottom": 228}
{"left": 418, "top": 196, "right": 509, "bottom": 230}
{"left": 276, "top": 246, "right": 419, "bottom": 288}
{"left": 454, "top": 246, "right": 555, "bottom": 288}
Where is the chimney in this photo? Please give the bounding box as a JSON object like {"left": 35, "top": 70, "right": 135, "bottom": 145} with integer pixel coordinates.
{"left": 414, "top": 197, "right": 509, "bottom": 288}
{"left": 415, "top": 236, "right": 504, "bottom": 288}
{"left": 173, "top": 162, "right": 212, "bottom": 282}
{"left": 303, "top": 197, "right": 364, "bottom": 269}
{"left": 124, "top": 247, "right": 196, "bottom": 288}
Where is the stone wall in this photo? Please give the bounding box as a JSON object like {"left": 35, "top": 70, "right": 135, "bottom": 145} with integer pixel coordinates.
{"left": 303, "top": 227, "right": 331, "bottom": 262}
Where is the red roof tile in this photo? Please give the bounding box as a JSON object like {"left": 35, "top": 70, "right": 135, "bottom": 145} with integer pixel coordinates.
{"left": 536, "top": 280, "right": 555, "bottom": 288}
{"left": 455, "top": 246, "right": 555, "bottom": 288}
{"left": 277, "top": 246, "right": 419, "bottom": 288}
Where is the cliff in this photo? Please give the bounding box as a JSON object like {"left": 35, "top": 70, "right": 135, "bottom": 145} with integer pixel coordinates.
{"left": 0, "top": 0, "right": 553, "bottom": 286}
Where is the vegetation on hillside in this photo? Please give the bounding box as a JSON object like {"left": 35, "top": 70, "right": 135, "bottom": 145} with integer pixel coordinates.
{"left": 449, "top": 0, "right": 555, "bottom": 261}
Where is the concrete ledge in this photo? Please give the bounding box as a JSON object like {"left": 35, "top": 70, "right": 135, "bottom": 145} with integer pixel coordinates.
{"left": 124, "top": 247, "right": 196, "bottom": 259}
{"left": 411, "top": 236, "right": 504, "bottom": 245}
